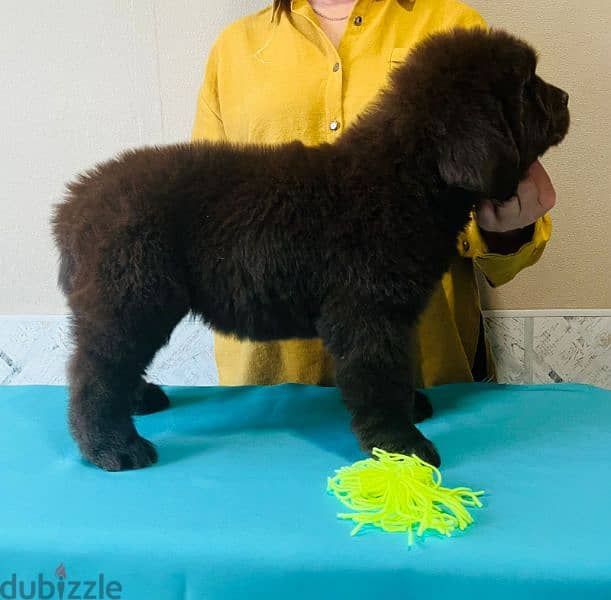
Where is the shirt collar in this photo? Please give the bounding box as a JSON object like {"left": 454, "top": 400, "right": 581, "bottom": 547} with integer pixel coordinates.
{"left": 270, "top": 0, "right": 388, "bottom": 23}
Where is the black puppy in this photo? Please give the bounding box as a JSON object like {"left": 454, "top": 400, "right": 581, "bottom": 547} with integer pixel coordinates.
{"left": 52, "top": 28, "right": 569, "bottom": 471}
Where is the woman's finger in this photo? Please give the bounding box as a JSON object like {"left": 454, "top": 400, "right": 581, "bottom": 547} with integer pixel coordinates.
{"left": 528, "top": 160, "right": 557, "bottom": 212}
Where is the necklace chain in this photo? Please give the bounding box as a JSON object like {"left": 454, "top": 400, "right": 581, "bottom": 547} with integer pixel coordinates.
{"left": 311, "top": 5, "right": 350, "bottom": 21}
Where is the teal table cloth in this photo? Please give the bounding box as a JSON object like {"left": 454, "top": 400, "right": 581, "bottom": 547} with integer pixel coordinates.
{"left": 0, "top": 383, "right": 610, "bottom": 599}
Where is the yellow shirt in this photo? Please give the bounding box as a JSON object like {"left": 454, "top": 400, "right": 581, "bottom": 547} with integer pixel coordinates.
{"left": 191, "top": 0, "right": 551, "bottom": 387}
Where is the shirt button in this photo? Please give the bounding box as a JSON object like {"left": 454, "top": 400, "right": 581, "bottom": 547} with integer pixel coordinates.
{"left": 329, "top": 120, "right": 340, "bottom": 131}
{"left": 333, "top": 62, "right": 340, "bottom": 72}
{"left": 353, "top": 15, "right": 363, "bottom": 25}
{"left": 462, "top": 239, "right": 470, "bottom": 252}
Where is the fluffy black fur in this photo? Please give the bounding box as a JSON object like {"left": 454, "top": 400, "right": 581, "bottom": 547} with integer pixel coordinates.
{"left": 52, "top": 28, "right": 569, "bottom": 471}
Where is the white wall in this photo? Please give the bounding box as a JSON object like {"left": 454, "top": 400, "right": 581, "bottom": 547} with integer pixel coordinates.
{"left": 1, "top": 1, "right": 609, "bottom": 388}
{"left": 1, "top": 1, "right": 609, "bottom": 314}
{"left": 0, "top": 0, "right": 265, "bottom": 314}
{"left": 469, "top": 0, "right": 611, "bottom": 309}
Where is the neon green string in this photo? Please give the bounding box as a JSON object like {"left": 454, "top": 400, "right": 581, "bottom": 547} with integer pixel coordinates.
{"left": 327, "top": 448, "right": 484, "bottom": 545}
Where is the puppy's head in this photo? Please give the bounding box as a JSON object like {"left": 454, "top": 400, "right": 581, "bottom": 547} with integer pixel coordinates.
{"left": 393, "top": 28, "right": 570, "bottom": 201}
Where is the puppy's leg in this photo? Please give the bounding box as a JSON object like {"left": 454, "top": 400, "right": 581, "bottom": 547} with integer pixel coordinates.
{"left": 68, "top": 307, "right": 185, "bottom": 471}
{"left": 131, "top": 379, "right": 170, "bottom": 415}
{"left": 317, "top": 306, "right": 440, "bottom": 467}
{"left": 414, "top": 391, "right": 433, "bottom": 423}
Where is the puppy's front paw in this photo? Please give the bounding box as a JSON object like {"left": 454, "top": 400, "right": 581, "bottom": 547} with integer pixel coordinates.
{"left": 132, "top": 382, "right": 170, "bottom": 415}
{"left": 356, "top": 421, "right": 441, "bottom": 467}
{"left": 389, "top": 436, "right": 441, "bottom": 468}
{"left": 81, "top": 434, "right": 158, "bottom": 472}
{"left": 413, "top": 391, "right": 433, "bottom": 423}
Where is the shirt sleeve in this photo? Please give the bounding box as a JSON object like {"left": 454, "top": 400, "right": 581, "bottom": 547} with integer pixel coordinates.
{"left": 455, "top": 5, "right": 488, "bottom": 29}
{"left": 191, "top": 40, "right": 227, "bottom": 143}
{"left": 458, "top": 214, "right": 552, "bottom": 287}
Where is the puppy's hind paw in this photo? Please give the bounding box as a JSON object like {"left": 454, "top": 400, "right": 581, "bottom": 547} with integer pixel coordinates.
{"left": 83, "top": 435, "right": 158, "bottom": 472}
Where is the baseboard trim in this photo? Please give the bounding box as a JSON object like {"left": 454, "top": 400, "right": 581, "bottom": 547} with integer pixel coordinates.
{"left": 3, "top": 309, "right": 610, "bottom": 319}
{"left": 0, "top": 314, "right": 68, "bottom": 320}
{"left": 0, "top": 314, "right": 217, "bottom": 386}
{"left": 0, "top": 313, "right": 608, "bottom": 387}
{"left": 483, "top": 309, "right": 611, "bottom": 318}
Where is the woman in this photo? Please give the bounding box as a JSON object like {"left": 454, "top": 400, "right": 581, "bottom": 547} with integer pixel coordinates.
{"left": 192, "top": 0, "right": 555, "bottom": 388}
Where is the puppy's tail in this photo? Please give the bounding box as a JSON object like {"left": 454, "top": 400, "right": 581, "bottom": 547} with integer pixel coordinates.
{"left": 51, "top": 203, "right": 77, "bottom": 296}
{"left": 57, "top": 245, "right": 76, "bottom": 295}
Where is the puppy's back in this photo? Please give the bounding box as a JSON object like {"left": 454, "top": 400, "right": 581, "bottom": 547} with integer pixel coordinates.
{"left": 52, "top": 144, "right": 205, "bottom": 298}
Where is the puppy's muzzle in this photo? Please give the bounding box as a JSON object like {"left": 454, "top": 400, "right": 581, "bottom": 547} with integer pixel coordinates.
{"left": 548, "top": 84, "right": 570, "bottom": 145}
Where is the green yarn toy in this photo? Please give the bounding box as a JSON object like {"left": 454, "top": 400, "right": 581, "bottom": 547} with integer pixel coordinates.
{"left": 327, "top": 448, "right": 484, "bottom": 545}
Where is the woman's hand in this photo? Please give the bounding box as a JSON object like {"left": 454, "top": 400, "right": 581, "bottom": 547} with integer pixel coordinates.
{"left": 476, "top": 160, "right": 556, "bottom": 254}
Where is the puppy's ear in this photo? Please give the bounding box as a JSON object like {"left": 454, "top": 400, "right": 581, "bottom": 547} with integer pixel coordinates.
{"left": 438, "top": 101, "right": 521, "bottom": 201}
